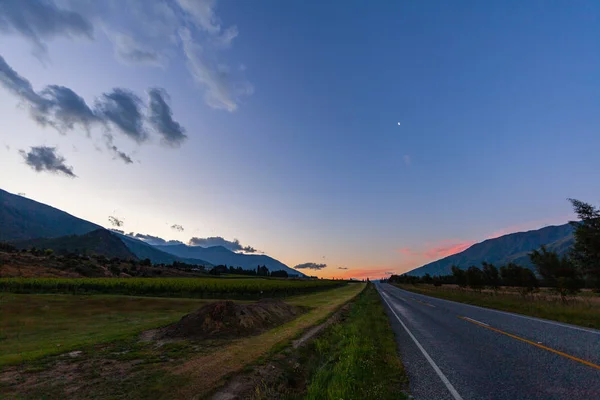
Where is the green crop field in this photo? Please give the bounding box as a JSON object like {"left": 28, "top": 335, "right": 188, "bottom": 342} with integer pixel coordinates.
{"left": 0, "top": 277, "right": 346, "bottom": 299}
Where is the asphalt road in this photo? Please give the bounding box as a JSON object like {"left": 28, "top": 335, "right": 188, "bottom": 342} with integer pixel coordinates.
{"left": 376, "top": 283, "right": 600, "bottom": 400}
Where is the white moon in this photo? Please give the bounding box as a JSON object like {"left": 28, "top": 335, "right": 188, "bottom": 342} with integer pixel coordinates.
{"left": 397, "top": 122, "right": 401, "bottom": 126}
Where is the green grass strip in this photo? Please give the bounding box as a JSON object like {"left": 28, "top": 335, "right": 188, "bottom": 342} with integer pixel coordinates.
{"left": 303, "top": 284, "right": 409, "bottom": 400}
{"left": 395, "top": 284, "right": 600, "bottom": 330}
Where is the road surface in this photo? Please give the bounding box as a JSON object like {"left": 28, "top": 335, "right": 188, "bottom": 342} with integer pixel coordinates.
{"left": 376, "top": 283, "right": 600, "bottom": 400}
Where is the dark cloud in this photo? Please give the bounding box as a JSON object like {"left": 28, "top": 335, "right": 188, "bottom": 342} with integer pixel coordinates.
{"left": 241, "top": 245, "right": 257, "bottom": 253}
{"left": 294, "top": 263, "right": 327, "bottom": 270}
{"left": 171, "top": 224, "right": 184, "bottom": 232}
{"left": 338, "top": 267, "right": 348, "bottom": 270}
{"left": 0, "top": 55, "right": 96, "bottom": 133}
{"left": 104, "top": 134, "right": 133, "bottom": 164}
{"left": 0, "top": 54, "right": 188, "bottom": 162}
{"left": 148, "top": 88, "right": 187, "bottom": 146}
{"left": 37, "top": 85, "right": 98, "bottom": 132}
{"left": 130, "top": 233, "right": 184, "bottom": 246}
{"left": 188, "top": 236, "right": 258, "bottom": 253}
{"left": 114, "top": 34, "right": 163, "bottom": 66}
{"left": 19, "top": 146, "right": 76, "bottom": 177}
{"left": 95, "top": 89, "right": 148, "bottom": 143}
{"left": 109, "top": 145, "right": 133, "bottom": 164}
{"left": 0, "top": 54, "right": 43, "bottom": 104}
{"left": 108, "top": 215, "right": 123, "bottom": 227}
{"left": 0, "top": 0, "right": 93, "bottom": 58}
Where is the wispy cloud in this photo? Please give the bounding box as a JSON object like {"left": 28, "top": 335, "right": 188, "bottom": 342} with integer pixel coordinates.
{"left": 0, "top": 54, "right": 187, "bottom": 163}
{"left": 108, "top": 215, "right": 124, "bottom": 227}
{"left": 294, "top": 262, "right": 327, "bottom": 270}
{"left": 104, "top": 134, "right": 133, "bottom": 164}
{"left": 95, "top": 88, "right": 148, "bottom": 143}
{"left": 337, "top": 266, "right": 348, "bottom": 270}
{"left": 129, "top": 233, "right": 184, "bottom": 246}
{"left": 0, "top": 0, "right": 93, "bottom": 59}
{"left": 113, "top": 33, "right": 164, "bottom": 66}
{"left": 19, "top": 146, "right": 76, "bottom": 177}
{"left": 179, "top": 28, "right": 253, "bottom": 112}
{"left": 148, "top": 88, "right": 187, "bottom": 146}
{"left": 2, "top": 0, "right": 253, "bottom": 111}
{"left": 171, "top": 224, "right": 184, "bottom": 232}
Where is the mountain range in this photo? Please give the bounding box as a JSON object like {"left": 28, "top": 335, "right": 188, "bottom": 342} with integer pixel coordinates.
{"left": 406, "top": 223, "right": 575, "bottom": 277}
{"left": 153, "top": 244, "right": 303, "bottom": 276}
{"left": 0, "top": 189, "right": 304, "bottom": 276}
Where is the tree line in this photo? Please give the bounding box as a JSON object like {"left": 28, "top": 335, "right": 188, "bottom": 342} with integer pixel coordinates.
{"left": 388, "top": 199, "right": 600, "bottom": 297}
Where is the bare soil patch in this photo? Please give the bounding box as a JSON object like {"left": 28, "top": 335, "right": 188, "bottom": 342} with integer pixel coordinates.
{"left": 209, "top": 302, "right": 352, "bottom": 400}
{"left": 157, "top": 299, "right": 306, "bottom": 341}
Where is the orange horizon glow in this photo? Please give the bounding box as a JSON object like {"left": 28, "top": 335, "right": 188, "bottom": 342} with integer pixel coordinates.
{"left": 316, "top": 215, "right": 574, "bottom": 280}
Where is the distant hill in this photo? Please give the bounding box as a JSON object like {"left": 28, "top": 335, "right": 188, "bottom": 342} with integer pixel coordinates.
{"left": 0, "top": 189, "right": 101, "bottom": 241}
{"left": 12, "top": 229, "right": 137, "bottom": 259}
{"left": 117, "top": 234, "right": 213, "bottom": 267}
{"left": 154, "top": 244, "right": 306, "bottom": 277}
{"left": 406, "top": 223, "right": 575, "bottom": 277}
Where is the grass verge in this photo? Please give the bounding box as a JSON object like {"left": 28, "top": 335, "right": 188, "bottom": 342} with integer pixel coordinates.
{"left": 0, "top": 293, "right": 208, "bottom": 366}
{"left": 0, "top": 284, "right": 365, "bottom": 399}
{"left": 396, "top": 284, "right": 600, "bottom": 329}
{"left": 302, "top": 283, "right": 408, "bottom": 400}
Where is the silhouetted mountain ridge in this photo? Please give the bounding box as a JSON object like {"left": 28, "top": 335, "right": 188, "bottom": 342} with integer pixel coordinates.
{"left": 116, "top": 234, "right": 213, "bottom": 267}
{"left": 154, "top": 244, "right": 306, "bottom": 277}
{"left": 12, "top": 229, "right": 137, "bottom": 260}
{"left": 406, "top": 224, "right": 575, "bottom": 277}
{"left": 0, "top": 189, "right": 100, "bottom": 241}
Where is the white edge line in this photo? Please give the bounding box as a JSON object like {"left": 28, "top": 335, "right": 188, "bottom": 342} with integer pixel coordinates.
{"left": 379, "top": 289, "right": 464, "bottom": 400}
{"left": 462, "top": 316, "right": 489, "bottom": 327}
{"left": 389, "top": 285, "right": 600, "bottom": 336}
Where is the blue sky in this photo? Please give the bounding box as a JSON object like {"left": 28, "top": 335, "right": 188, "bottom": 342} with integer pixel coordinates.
{"left": 1, "top": 0, "right": 599, "bottom": 278}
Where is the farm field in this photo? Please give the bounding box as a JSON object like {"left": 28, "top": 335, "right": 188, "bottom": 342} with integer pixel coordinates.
{"left": 0, "top": 277, "right": 346, "bottom": 299}
{"left": 395, "top": 284, "right": 600, "bottom": 329}
{"left": 0, "top": 283, "right": 365, "bottom": 399}
{"left": 0, "top": 294, "right": 210, "bottom": 366}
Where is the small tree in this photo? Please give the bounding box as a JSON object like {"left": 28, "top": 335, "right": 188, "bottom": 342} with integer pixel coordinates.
{"left": 518, "top": 267, "right": 538, "bottom": 295}
{"left": 568, "top": 199, "right": 600, "bottom": 291}
{"left": 500, "top": 263, "right": 538, "bottom": 295}
{"left": 466, "top": 266, "right": 484, "bottom": 291}
{"left": 530, "top": 245, "right": 583, "bottom": 299}
{"left": 481, "top": 262, "right": 500, "bottom": 291}
{"left": 451, "top": 266, "right": 467, "bottom": 288}
{"left": 422, "top": 273, "right": 434, "bottom": 284}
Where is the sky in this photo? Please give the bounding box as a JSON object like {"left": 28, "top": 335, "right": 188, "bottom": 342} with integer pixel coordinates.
{"left": 1, "top": 0, "right": 599, "bottom": 279}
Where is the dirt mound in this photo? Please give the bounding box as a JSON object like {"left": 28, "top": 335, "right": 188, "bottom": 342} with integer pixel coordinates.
{"left": 158, "top": 299, "right": 305, "bottom": 340}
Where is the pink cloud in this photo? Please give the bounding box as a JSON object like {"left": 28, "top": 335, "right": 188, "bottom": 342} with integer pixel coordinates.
{"left": 396, "top": 240, "right": 475, "bottom": 261}
{"left": 393, "top": 214, "right": 573, "bottom": 274}
{"left": 422, "top": 240, "right": 476, "bottom": 259}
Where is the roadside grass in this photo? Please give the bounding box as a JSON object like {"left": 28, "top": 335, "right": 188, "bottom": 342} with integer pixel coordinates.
{"left": 171, "top": 283, "right": 365, "bottom": 399}
{"left": 0, "top": 293, "right": 207, "bottom": 366}
{"left": 0, "top": 284, "right": 365, "bottom": 399}
{"left": 395, "top": 284, "right": 600, "bottom": 330}
{"left": 302, "top": 284, "right": 408, "bottom": 400}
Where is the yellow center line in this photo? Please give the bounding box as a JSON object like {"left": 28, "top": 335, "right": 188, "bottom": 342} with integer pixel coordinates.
{"left": 458, "top": 316, "right": 600, "bottom": 371}
{"left": 409, "top": 297, "right": 436, "bottom": 307}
